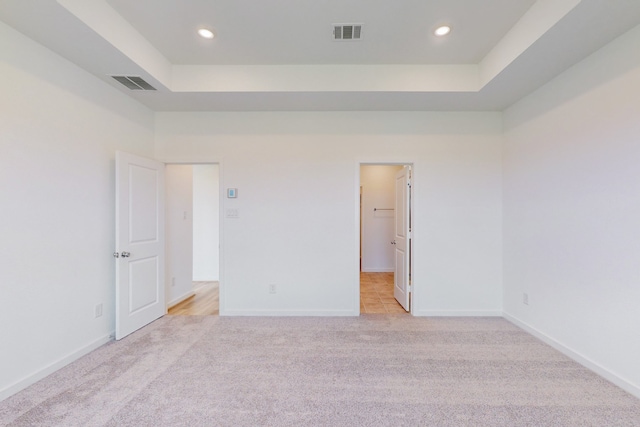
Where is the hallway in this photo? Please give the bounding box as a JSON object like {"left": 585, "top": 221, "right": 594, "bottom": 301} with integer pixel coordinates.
{"left": 167, "top": 282, "right": 219, "bottom": 316}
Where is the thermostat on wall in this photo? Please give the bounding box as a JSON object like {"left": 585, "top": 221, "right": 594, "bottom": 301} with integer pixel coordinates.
{"left": 227, "top": 188, "right": 238, "bottom": 198}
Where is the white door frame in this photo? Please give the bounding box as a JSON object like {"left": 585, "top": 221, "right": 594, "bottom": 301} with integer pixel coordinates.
{"left": 161, "top": 159, "right": 225, "bottom": 315}
{"left": 356, "top": 161, "right": 415, "bottom": 315}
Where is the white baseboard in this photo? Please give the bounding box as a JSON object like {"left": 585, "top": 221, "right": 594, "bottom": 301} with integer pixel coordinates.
{"left": 361, "top": 268, "right": 394, "bottom": 273}
{"left": 414, "top": 309, "right": 503, "bottom": 317}
{"left": 167, "top": 291, "right": 195, "bottom": 309}
{"left": 503, "top": 312, "right": 640, "bottom": 399}
{"left": 0, "top": 333, "right": 113, "bottom": 402}
{"left": 221, "top": 308, "right": 503, "bottom": 317}
{"left": 220, "top": 309, "right": 358, "bottom": 317}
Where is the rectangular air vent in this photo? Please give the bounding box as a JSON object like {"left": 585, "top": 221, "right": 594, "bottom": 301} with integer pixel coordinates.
{"left": 333, "top": 24, "right": 363, "bottom": 41}
{"left": 111, "top": 75, "right": 156, "bottom": 91}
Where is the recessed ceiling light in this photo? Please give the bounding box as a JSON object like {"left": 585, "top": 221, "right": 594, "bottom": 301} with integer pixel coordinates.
{"left": 198, "top": 28, "right": 215, "bottom": 39}
{"left": 434, "top": 25, "right": 451, "bottom": 37}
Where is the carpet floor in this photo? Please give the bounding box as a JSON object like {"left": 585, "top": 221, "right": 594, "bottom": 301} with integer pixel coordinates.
{"left": 1, "top": 315, "right": 639, "bottom": 426}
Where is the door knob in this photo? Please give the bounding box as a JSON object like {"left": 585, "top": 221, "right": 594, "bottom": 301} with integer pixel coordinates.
{"left": 391, "top": 240, "right": 396, "bottom": 245}
{"left": 113, "top": 252, "right": 119, "bottom": 258}
{"left": 121, "top": 251, "right": 131, "bottom": 258}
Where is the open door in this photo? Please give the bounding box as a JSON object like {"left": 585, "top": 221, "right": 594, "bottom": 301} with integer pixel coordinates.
{"left": 115, "top": 151, "right": 165, "bottom": 340}
{"left": 393, "top": 166, "right": 411, "bottom": 311}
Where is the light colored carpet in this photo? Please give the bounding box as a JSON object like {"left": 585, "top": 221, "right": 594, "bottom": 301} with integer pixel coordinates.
{"left": 1, "top": 316, "right": 639, "bottom": 426}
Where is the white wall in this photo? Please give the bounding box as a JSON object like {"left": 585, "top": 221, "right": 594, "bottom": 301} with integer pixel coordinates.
{"left": 165, "top": 165, "right": 194, "bottom": 306}
{"left": 0, "top": 22, "right": 155, "bottom": 399}
{"left": 155, "top": 112, "right": 504, "bottom": 316}
{"left": 193, "top": 164, "right": 219, "bottom": 281}
{"left": 360, "top": 165, "right": 403, "bottom": 272}
{"left": 503, "top": 25, "right": 640, "bottom": 396}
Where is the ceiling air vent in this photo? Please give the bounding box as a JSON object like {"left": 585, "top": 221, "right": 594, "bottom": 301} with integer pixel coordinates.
{"left": 333, "top": 24, "right": 362, "bottom": 41}
{"left": 111, "top": 75, "right": 156, "bottom": 91}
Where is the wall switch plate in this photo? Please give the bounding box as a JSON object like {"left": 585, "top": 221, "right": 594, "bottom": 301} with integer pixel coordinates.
{"left": 95, "top": 303, "right": 103, "bottom": 318}
{"left": 268, "top": 284, "right": 277, "bottom": 294}
{"left": 523, "top": 293, "right": 529, "bottom": 305}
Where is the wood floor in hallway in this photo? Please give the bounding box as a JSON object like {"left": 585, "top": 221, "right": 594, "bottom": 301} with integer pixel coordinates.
{"left": 360, "top": 272, "right": 408, "bottom": 314}
{"left": 167, "top": 281, "right": 219, "bottom": 316}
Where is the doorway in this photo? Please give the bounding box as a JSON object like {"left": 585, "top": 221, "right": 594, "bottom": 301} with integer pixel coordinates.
{"left": 359, "top": 164, "right": 412, "bottom": 314}
{"left": 165, "top": 164, "right": 220, "bottom": 316}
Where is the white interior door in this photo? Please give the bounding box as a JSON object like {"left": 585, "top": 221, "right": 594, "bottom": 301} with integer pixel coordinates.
{"left": 115, "top": 151, "right": 165, "bottom": 340}
{"left": 394, "top": 166, "right": 411, "bottom": 311}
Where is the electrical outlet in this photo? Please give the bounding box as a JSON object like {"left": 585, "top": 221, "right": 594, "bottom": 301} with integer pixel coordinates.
{"left": 268, "top": 284, "right": 277, "bottom": 294}
{"left": 95, "top": 303, "right": 103, "bottom": 318}
{"left": 523, "top": 293, "right": 529, "bottom": 305}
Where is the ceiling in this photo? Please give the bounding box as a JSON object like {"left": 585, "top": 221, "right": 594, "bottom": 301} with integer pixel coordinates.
{"left": 1, "top": 0, "right": 640, "bottom": 112}
{"left": 106, "top": 0, "right": 536, "bottom": 65}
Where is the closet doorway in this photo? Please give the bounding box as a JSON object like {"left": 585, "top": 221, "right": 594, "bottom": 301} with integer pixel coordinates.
{"left": 359, "top": 164, "right": 412, "bottom": 314}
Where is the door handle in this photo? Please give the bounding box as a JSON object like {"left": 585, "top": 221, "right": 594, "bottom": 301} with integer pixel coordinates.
{"left": 121, "top": 251, "right": 131, "bottom": 258}
{"left": 391, "top": 240, "right": 396, "bottom": 245}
